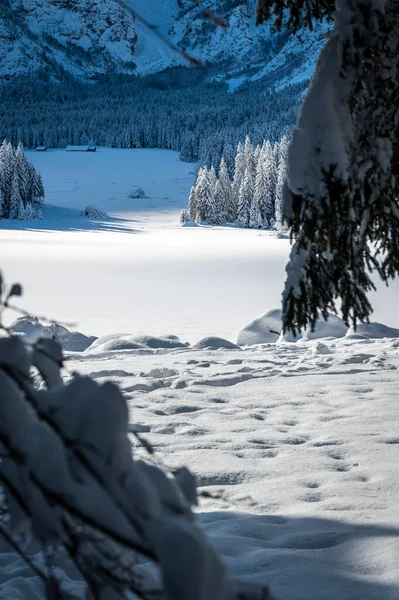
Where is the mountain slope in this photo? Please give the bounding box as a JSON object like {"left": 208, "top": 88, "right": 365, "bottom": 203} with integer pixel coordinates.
{"left": 0, "top": 0, "right": 328, "bottom": 87}
{"left": 0, "top": 0, "right": 137, "bottom": 79}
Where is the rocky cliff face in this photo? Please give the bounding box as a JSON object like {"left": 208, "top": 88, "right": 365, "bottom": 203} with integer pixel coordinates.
{"left": 0, "top": 0, "right": 328, "bottom": 86}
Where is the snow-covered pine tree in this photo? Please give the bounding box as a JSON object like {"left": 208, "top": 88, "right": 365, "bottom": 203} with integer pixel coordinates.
{"left": 187, "top": 186, "right": 197, "bottom": 221}
{"left": 232, "top": 142, "right": 246, "bottom": 202}
{"left": 203, "top": 166, "right": 219, "bottom": 224}
{"left": 17, "top": 199, "right": 26, "bottom": 220}
{"left": 237, "top": 167, "right": 254, "bottom": 228}
{"left": 254, "top": 156, "right": 269, "bottom": 226}
{"left": 213, "top": 179, "right": 228, "bottom": 224}
{"left": 264, "top": 147, "right": 277, "bottom": 225}
{"left": 249, "top": 195, "right": 263, "bottom": 228}
{"left": 195, "top": 167, "right": 215, "bottom": 223}
{"left": 0, "top": 140, "right": 15, "bottom": 217}
{"left": 31, "top": 170, "right": 45, "bottom": 204}
{"left": 257, "top": 0, "right": 399, "bottom": 334}
{"left": 14, "top": 142, "right": 29, "bottom": 205}
{"left": 24, "top": 202, "right": 35, "bottom": 220}
{"left": 274, "top": 137, "right": 288, "bottom": 227}
{"left": 253, "top": 145, "right": 261, "bottom": 175}
{"left": 9, "top": 173, "right": 21, "bottom": 219}
{"left": 244, "top": 136, "right": 256, "bottom": 179}
{"left": 218, "top": 157, "right": 235, "bottom": 221}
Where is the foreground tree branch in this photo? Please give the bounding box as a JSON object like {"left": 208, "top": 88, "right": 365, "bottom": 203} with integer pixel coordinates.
{"left": 257, "top": 0, "right": 399, "bottom": 334}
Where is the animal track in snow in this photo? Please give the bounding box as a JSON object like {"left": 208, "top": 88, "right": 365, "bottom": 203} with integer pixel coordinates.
{"left": 331, "top": 463, "right": 352, "bottom": 472}
{"left": 326, "top": 450, "right": 347, "bottom": 461}
{"left": 166, "top": 405, "right": 202, "bottom": 414}
{"left": 303, "top": 481, "right": 321, "bottom": 489}
{"left": 301, "top": 493, "right": 323, "bottom": 503}
{"left": 282, "top": 436, "right": 309, "bottom": 445}
{"left": 312, "top": 440, "right": 343, "bottom": 447}
{"left": 352, "top": 474, "right": 369, "bottom": 482}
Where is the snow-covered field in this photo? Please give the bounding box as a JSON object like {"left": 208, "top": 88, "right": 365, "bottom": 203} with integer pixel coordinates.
{"left": 2, "top": 336, "right": 398, "bottom": 599}
{"left": 70, "top": 336, "right": 399, "bottom": 600}
{"left": 0, "top": 148, "right": 398, "bottom": 342}
{"left": 0, "top": 148, "right": 399, "bottom": 599}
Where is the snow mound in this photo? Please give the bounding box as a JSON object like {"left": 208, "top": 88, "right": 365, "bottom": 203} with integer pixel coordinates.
{"left": 86, "top": 333, "right": 188, "bottom": 353}
{"left": 304, "top": 313, "right": 347, "bottom": 340}
{"left": 194, "top": 336, "right": 240, "bottom": 350}
{"left": 239, "top": 309, "right": 348, "bottom": 346}
{"left": 351, "top": 322, "right": 399, "bottom": 339}
{"left": 10, "top": 316, "right": 96, "bottom": 352}
{"left": 237, "top": 309, "right": 282, "bottom": 346}
{"left": 81, "top": 205, "right": 109, "bottom": 218}
{"left": 128, "top": 186, "right": 146, "bottom": 199}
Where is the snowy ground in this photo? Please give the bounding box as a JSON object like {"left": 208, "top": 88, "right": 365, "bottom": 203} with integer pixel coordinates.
{"left": 0, "top": 148, "right": 398, "bottom": 342}
{"left": 74, "top": 336, "right": 399, "bottom": 600}
{"left": 1, "top": 336, "right": 398, "bottom": 599}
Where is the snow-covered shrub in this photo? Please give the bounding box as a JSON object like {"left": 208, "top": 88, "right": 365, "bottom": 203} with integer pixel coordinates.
{"left": 128, "top": 186, "right": 146, "bottom": 199}
{"left": 0, "top": 271, "right": 276, "bottom": 600}
{"left": 81, "top": 205, "right": 109, "bottom": 218}
{"left": 180, "top": 208, "right": 189, "bottom": 225}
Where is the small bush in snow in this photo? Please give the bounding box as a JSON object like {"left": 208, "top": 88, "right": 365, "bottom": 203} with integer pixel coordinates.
{"left": 128, "top": 186, "right": 146, "bottom": 199}
{"left": 81, "top": 205, "right": 109, "bottom": 218}
{"left": 180, "top": 208, "right": 188, "bottom": 224}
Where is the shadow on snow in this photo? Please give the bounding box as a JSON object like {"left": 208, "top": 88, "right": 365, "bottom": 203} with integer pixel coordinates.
{"left": 199, "top": 512, "right": 399, "bottom": 600}
{"left": 0, "top": 205, "right": 142, "bottom": 234}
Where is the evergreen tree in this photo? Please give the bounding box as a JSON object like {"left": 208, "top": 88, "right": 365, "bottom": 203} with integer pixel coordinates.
{"left": 254, "top": 157, "right": 269, "bottom": 225}
{"left": 249, "top": 196, "right": 263, "bottom": 229}
{"left": 253, "top": 145, "right": 261, "bottom": 175}
{"left": 0, "top": 141, "right": 15, "bottom": 217}
{"left": 195, "top": 168, "right": 215, "bottom": 223}
{"left": 213, "top": 179, "right": 228, "bottom": 224}
{"left": 9, "top": 173, "right": 21, "bottom": 219}
{"left": 218, "top": 157, "right": 234, "bottom": 221}
{"left": 187, "top": 186, "right": 197, "bottom": 221}
{"left": 232, "top": 142, "right": 246, "bottom": 201}
{"left": 206, "top": 166, "right": 219, "bottom": 224}
{"left": 0, "top": 188, "right": 4, "bottom": 219}
{"left": 25, "top": 202, "right": 35, "bottom": 220}
{"left": 17, "top": 199, "right": 26, "bottom": 220}
{"left": 237, "top": 167, "right": 254, "bottom": 227}
{"left": 257, "top": 0, "right": 399, "bottom": 334}
{"left": 274, "top": 137, "right": 288, "bottom": 226}
{"left": 244, "top": 136, "right": 256, "bottom": 179}
{"left": 14, "top": 142, "right": 29, "bottom": 205}
{"left": 264, "top": 148, "right": 277, "bottom": 224}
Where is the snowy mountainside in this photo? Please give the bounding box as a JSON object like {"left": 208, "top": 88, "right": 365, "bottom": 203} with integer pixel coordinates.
{"left": 132, "top": 0, "right": 329, "bottom": 87}
{"left": 0, "top": 0, "right": 137, "bottom": 79}
{"left": 0, "top": 0, "right": 328, "bottom": 88}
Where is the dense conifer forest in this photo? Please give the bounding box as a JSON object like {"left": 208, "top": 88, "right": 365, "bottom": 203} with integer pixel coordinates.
{"left": 0, "top": 69, "right": 305, "bottom": 174}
